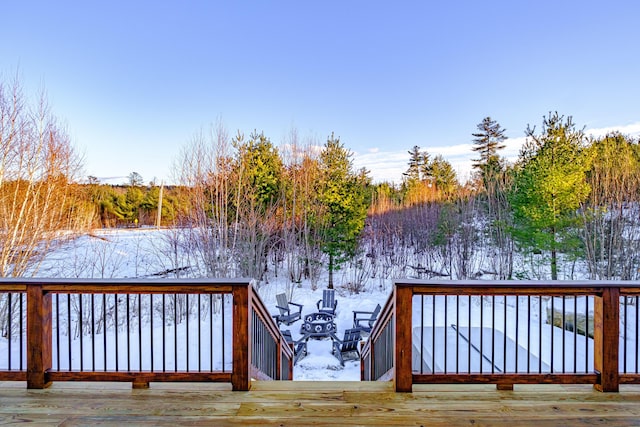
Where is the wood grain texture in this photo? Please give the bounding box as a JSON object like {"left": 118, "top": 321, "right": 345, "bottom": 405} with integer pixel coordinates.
{"left": 594, "top": 287, "right": 620, "bottom": 392}
{"left": 2, "top": 382, "right": 640, "bottom": 426}
{"left": 26, "top": 284, "right": 52, "bottom": 389}
{"left": 231, "top": 285, "right": 250, "bottom": 391}
{"left": 394, "top": 285, "right": 413, "bottom": 392}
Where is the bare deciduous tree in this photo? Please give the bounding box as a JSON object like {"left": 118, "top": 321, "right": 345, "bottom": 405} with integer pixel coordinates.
{"left": 280, "top": 131, "right": 325, "bottom": 291}
{"left": 0, "top": 77, "right": 85, "bottom": 278}
{"left": 173, "top": 121, "right": 236, "bottom": 278}
{"left": 581, "top": 133, "right": 640, "bottom": 280}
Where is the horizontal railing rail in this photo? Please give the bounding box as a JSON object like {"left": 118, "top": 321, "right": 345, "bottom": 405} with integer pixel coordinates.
{"left": 0, "top": 278, "right": 292, "bottom": 390}
{"left": 362, "top": 280, "right": 640, "bottom": 393}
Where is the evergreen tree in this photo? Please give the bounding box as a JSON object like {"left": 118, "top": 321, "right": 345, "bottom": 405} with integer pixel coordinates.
{"left": 402, "top": 146, "right": 437, "bottom": 205}
{"left": 230, "top": 130, "right": 284, "bottom": 280}
{"left": 317, "top": 133, "right": 368, "bottom": 289}
{"left": 403, "top": 146, "right": 423, "bottom": 181}
{"left": 232, "top": 130, "right": 283, "bottom": 210}
{"left": 125, "top": 186, "right": 144, "bottom": 223}
{"left": 510, "top": 113, "right": 590, "bottom": 280}
{"left": 471, "top": 117, "right": 507, "bottom": 190}
{"left": 430, "top": 155, "right": 457, "bottom": 197}
{"left": 403, "top": 145, "right": 431, "bottom": 182}
{"left": 472, "top": 117, "right": 507, "bottom": 169}
{"left": 419, "top": 151, "right": 432, "bottom": 182}
{"left": 471, "top": 117, "right": 513, "bottom": 278}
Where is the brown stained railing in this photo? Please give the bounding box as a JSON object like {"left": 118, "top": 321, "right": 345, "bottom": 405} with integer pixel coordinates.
{"left": 620, "top": 287, "right": 640, "bottom": 385}
{"left": 362, "top": 280, "right": 640, "bottom": 393}
{"left": 247, "top": 285, "right": 294, "bottom": 382}
{"left": 361, "top": 291, "right": 394, "bottom": 382}
{"left": 0, "top": 286, "right": 27, "bottom": 381}
{"left": 0, "top": 279, "right": 292, "bottom": 391}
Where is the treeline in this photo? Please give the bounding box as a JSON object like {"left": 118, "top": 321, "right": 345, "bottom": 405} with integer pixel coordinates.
{"left": 363, "top": 114, "right": 640, "bottom": 283}
{"left": 3, "top": 76, "right": 640, "bottom": 284}
{"left": 84, "top": 180, "right": 186, "bottom": 228}
{"left": 155, "top": 114, "right": 640, "bottom": 287}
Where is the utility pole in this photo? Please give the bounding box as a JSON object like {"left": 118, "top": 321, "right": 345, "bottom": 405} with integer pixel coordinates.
{"left": 156, "top": 181, "right": 164, "bottom": 229}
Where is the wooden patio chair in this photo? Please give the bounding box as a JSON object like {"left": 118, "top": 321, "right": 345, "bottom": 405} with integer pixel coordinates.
{"left": 273, "top": 293, "right": 303, "bottom": 326}
{"left": 352, "top": 303, "right": 381, "bottom": 334}
{"left": 282, "top": 329, "right": 307, "bottom": 365}
{"left": 316, "top": 289, "right": 338, "bottom": 315}
{"left": 332, "top": 328, "right": 362, "bottom": 366}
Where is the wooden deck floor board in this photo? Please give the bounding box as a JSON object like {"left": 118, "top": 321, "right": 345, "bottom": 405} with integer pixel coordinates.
{"left": 2, "top": 382, "right": 640, "bottom": 426}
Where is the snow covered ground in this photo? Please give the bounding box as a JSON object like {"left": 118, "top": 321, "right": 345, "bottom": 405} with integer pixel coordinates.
{"left": 2, "top": 229, "right": 389, "bottom": 381}
{"left": 261, "top": 285, "right": 387, "bottom": 380}
{"left": 1, "top": 228, "right": 637, "bottom": 381}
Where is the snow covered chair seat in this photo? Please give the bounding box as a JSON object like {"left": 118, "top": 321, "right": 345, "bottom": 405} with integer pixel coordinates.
{"left": 352, "top": 303, "right": 381, "bottom": 334}
{"left": 332, "top": 328, "right": 362, "bottom": 366}
{"left": 316, "top": 289, "right": 338, "bottom": 315}
{"left": 273, "top": 293, "right": 303, "bottom": 326}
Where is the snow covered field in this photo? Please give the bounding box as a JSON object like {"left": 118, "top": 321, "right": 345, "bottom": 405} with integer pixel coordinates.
{"left": 1, "top": 228, "right": 637, "bottom": 381}
{"left": 1, "top": 229, "right": 387, "bottom": 380}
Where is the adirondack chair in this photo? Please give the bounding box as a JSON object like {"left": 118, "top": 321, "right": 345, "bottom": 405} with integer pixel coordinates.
{"left": 332, "top": 328, "right": 362, "bottom": 366}
{"left": 282, "top": 329, "right": 307, "bottom": 365}
{"left": 316, "top": 289, "right": 338, "bottom": 315}
{"left": 273, "top": 293, "right": 303, "bottom": 326}
{"left": 352, "top": 303, "right": 381, "bottom": 334}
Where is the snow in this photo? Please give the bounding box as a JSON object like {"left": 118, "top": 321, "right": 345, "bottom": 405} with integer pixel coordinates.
{"left": 258, "top": 283, "right": 387, "bottom": 380}
{"left": 1, "top": 228, "right": 637, "bottom": 381}
{"left": 1, "top": 229, "right": 390, "bottom": 381}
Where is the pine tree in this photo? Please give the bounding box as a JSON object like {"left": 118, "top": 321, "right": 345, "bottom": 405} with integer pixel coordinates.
{"left": 232, "top": 130, "right": 283, "bottom": 209}
{"left": 471, "top": 117, "right": 513, "bottom": 278}
{"left": 510, "top": 113, "right": 590, "bottom": 280}
{"left": 403, "top": 145, "right": 432, "bottom": 182}
{"left": 403, "top": 146, "right": 423, "bottom": 181}
{"left": 429, "top": 155, "right": 457, "bottom": 197}
{"left": 471, "top": 117, "right": 507, "bottom": 187}
{"left": 317, "top": 133, "right": 368, "bottom": 289}
{"left": 230, "top": 130, "right": 284, "bottom": 280}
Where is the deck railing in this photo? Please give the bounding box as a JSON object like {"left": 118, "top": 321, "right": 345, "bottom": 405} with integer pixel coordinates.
{"left": 0, "top": 278, "right": 292, "bottom": 390}
{"left": 362, "top": 280, "right": 640, "bottom": 392}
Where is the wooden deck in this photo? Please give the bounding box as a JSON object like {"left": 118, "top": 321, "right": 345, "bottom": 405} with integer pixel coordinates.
{"left": 2, "top": 381, "right": 640, "bottom": 426}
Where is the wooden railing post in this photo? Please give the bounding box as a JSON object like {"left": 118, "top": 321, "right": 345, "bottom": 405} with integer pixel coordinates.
{"left": 360, "top": 341, "right": 366, "bottom": 381}
{"left": 287, "top": 342, "right": 294, "bottom": 380}
{"left": 594, "top": 287, "right": 619, "bottom": 392}
{"left": 27, "top": 283, "right": 52, "bottom": 389}
{"left": 231, "top": 284, "right": 250, "bottom": 391}
{"left": 395, "top": 285, "right": 413, "bottom": 392}
{"left": 275, "top": 335, "right": 282, "bottom": 381}
{"left": 366, "top": 340, "right": 373, "bottom": 382}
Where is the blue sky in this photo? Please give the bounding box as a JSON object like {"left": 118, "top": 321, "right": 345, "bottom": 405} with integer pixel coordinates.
{"left": 2, "top": 1, "right": 639, "bottom": 184}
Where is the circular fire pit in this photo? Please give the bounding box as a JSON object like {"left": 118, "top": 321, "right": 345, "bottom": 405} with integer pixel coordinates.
{"left": 301, "top": 312, "right": 336, "bottom": 339}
